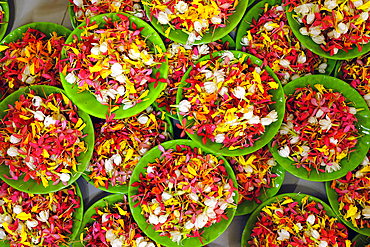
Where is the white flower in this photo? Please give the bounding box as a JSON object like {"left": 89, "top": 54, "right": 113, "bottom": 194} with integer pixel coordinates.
{"left": 277, "top": 229, "right": 290, "bottom": 241}
{"left": 112, "top": 238, "right": 123, "bottom": 247}
{"left": 204, "top": 81, "right": 218, "bottom": 94}
{"left": 197, "top": 45, "right": 209, "bottom": 56}
{"left": 204, "top": 197, "right": 218, "bottom": 208}
{"left": 128, "top": 49, "right": 141, "bottom": 60}
{"left": 353, "top": 0, "right": 363, "bottom": 8}
{"left": 44, "top": 116, "right": 57, "bottom": 128}
{"left": 111, "top": 63, "right": 123, "bottom": 77}
{"left": 219, "top": 86, "right": 228, "bottom": 96}
{"left": 139, "top": 148, "right": 148, "bottom": 155}
{"left": 330, "top": 137, "right": 338, "bottom": 145}
{"left": 312, "top": 35, "right": 325, "bottom": 44}
{"left": 178, "top": 100, "right": 191, "bottom": 113}
{"left": 241, "top": 36, "right": 250, "bottom": 46}
{"left": 318, "top": 63, "right": 327, "bottom": 74}
{"left": 187, "top": 31, "right": 201, "bottom": 45}
{"left": 33, "top": 111, "right": 45, "bottom": 121}
{"left": 362, "top": 206, "right": 370, "bottom": 218}
{"left": 153, "top": 206, "right": 161, "bottom": 215}
{"left": 297, "top": 53, "right": 307, "bottom": 64}
{"left": 307, "top": 13, "right": 315, "bottom": 24}
{"left": 0, "top": 214, "right": 12, "bottom": 226}
{"left": 91, "top": 0, "right": 101, "bottom": 4}
{"left": 194, "top": 213, "right": 208, "bottom": 229}
{"left": 73, "top": 0, "right": 84, "bottom": 7}
{"left": 279, "top": 121, "right": 293, "bottom": 135}
{"left": 333, "top": 47, "right": 339, "bottom": 54}
{"left": 99, "top": 42, "right": 108, "bottom": 53}
{"left": 106, "top": 229, "right": 116, "bottom": 242}
{"left": 112, "top": 154, "right": 122, "bottom": 166}
{"left": 248, "top": 115, "right": 260, "bottom": 125}
{"left": 175, "top": 170, "right": 181, "bottom": 178}
{"left": 261, "top": 110, "right": 278, "bottom": 126}
{"left": 194, "top": 21, "right": 203, "bottom": 33}
{"left": 147, "top": 166, "right": 155, "bottom": 174}
{"left": 37, "top": 210, "right": 49, "bottom": 222}
{"left": 300, "top": 145, "right": 310, "bottom": 157}
{"left": 243, "top": 164, "right": 253, "bottom": 173}
{"left": 361, "top": 156, "right": 369, "bottom": 166}
{"left": 263, "top": 21, "right": 275, "bottom": 31}
{"left": 300, "top": 27, "right": 309, "bottom": 35}
{"left": 202, "top": 69, "right": 213, "bottom": 79}
{"left": 170, "top": 231, "right": 182, "bottom": 245}
{"left": 319, "top": 241, "right": 328, "bottom": 247}
{"left": 279, "top": 59, "right": 290, "bottom": 68}
{"left": 7, "top": 146, "right": 19, "bottom": 157}
{"left": 102, "top": 213, "right": 109, "bottom": 223}
{"left": 0, "top": 229, "right": 5, "bottom": 240}
{"left": 267, "top": 158, "right": 277, "bottom": 166}
{"left": 214, "top": 133, "right": 225, "bottom": 144}
{"left": 294, "top": 3, "right": 312, "bottom": 15}
{"left": 338, "top": 22, "right": 349, "bottom": 34}
{"left": 60, "top": 173, "right": 70, "bottom": 182}
{"left": 214, "top": 69, "right": 225, "bottom": 83}
{"left": 296, "top": 223, "right": 303, "bottom": 230}
{"left": 26, "top": 219, "right": 38, "bottom": 229}
{"left": 316, "top": 109, "right": 324, "bottom": 118}
{"left": 91, "top": 46, "right": 100, "bottom": 56}
{"left": 278, "top": 145, "right": 290, "bottom": 158}
{"left": 319, "top": 115, "right": 332, "bottom": 131}
{"left": 65, "top": 72, "right": 77, "bottom": 85}
{"left": 10, "top": 135, "right": 21, "bottom": 144}
{"left": 233, "top": 86, "right": 246, "bottom": 99}
{"left": 324, "top": 0, "right": 337, "bottom": 9}
{"left": 185, "top": 220, "right": 194, "bottom": 230}
{"left": 149, "top": 214, "right": 159, "bottom": 225}
{"left": 290, "top": 136, "right": 300, "bottom": 144}
{"left": 325, "top": 162, "right": 341, "bottom": 173}
{"left": 162, "top": 191, "right": 172, "bottom": 201}
{"left": 137, "top": 114, "right": 149, "bottom": 125}
{"left": 157, "top": 214, "right": 168, "bottom": 224}
{"left": 188, "top": 193, "right": 199, "bottom": 202}
{"left": 311, "top": 229, "right": 320, "bottom": 239}
{"left": 115, "top": 74, "right": 127, "bottom": 84}
{"left": 105, "top": 159, "right": 114, "bottom": 173}
{"left": 361, "top": 12, "right": 369, "bottom": 21}
{"left": 349, "top": 107, "right": 357, "bottom": 115}
{"left": 211, "top": 16, "right": 222, "bottom": 24}
{"left": 206, "top": 207, "right": 216, "bottom": 218}
{"left": 32, "top": 96, "right": 42, "bottom": 107}
{"left": 243, "top": 106, "right": 254, "bottom": 120}
{"left": 310, "top": 26, "right": 322, "bottom": 36}
{"left": 158, "top": 11, "right": 169, "bottom": 25}
{"left": 306, "top": 214, "right": 315, "bottom": 225}
{"left": 174, "top": 1, "right": 188, "bottom": 13}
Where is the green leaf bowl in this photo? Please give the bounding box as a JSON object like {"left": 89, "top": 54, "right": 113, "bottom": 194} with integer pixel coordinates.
{"left": 128, "top": 139, "right": 238, "bottom": 247}
{"left": 0, "top": 86, "right": 94, "bottom": 194}
{"left": 73, "top": 193, "right": 130, "bottom": 247}
{"left": 176, "top": 50, "right": 286, "bottom": 157}
{"left": 60, "top": 13, "right": 168, "bottom": 119}
{"left": 269, "top": 75, "right": 370, "bottom": 182}
{"left": 82, "top": 111, "right": 174, "bottom": 194}
{"left": 143, "top": 0, "right": 249, "bottom": 45}
{"left": 0, "top": 0, "right": 9, "bottom": 41}
{"left": 326, "top": 181, "right": 370, "bottom": 236}
{"left": 68, "top": 2, "right": 79, "bottom": 30}
{"left": 235, "top": 0, "right": 336, "bottom": 76}
{"left": 285, "top": 5, "right": 370, "bottom": 60}
{"left": 352, "top": 234, "right": 370, "bottom": 247}
{"left": 235, "top": 159, "right": 286, "bottom": 216}
{"left": 153, "top": 35, "right": 236, "bottom": 120}
{"left": 0, "top": 181, "right": 84, "bottom": 247}
{"left": 241, "top": 193, "right": 342, "bottom": 246}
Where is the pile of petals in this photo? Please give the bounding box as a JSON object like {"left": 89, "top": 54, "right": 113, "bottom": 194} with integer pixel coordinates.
{"left": 147, "top": 0, "right": 239, "bottom": 44}
{"left": 240, "top": 4, "right": 329, "bottom": 85}
{"left": 62, "top": 14, "right": 166, "bottom": 110}
{"left": 331, "top": 153, "right": 370, "bottom": 228}
{"left": 0, "top": 29, "right": 66, "bottom": 100}
{"left": 0, "top": 90, "right": 88, "bottom": 187}
{"left": 80, "top": 195, "right": 157, "bottom": 247}
{"left": 178, "top": 52, "right": 279, "bottom": 150}
{"left": 272, "top": 84, "right": 359, "bottom": 175}
{"left": 70, "top": 0, "right": 147, "bottom": 24}
{"left": 289, "top": 0, "right": 370, "bottom": 55}
{"left": 227, "top": 146, "right": 278, "bottom": 205}
{"left": 0, "top": 181, "right": 81, "bottom": 246}
{"left": 156, "top": 39, "right": 232, "bottom": 116}
{"left": 248, "top": 195, "right": 352, "bottom": 246}
{"left": 339, "top": 53, "right": 370, "bottom": 107}
{"left": 88, "top": 107, "right": 172, "bottom": 189}
{"left": 131, "top": 144, "right": 237, "bottom": 244}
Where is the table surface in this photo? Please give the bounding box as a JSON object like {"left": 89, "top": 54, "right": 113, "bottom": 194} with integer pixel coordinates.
{"left": 6, "top": 0, "right": 353, "bottom": 246}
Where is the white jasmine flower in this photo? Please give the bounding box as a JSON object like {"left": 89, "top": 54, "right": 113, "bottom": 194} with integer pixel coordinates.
{"left": 361, "top": 156, "right": 369, "bottom": 166}
{"left": 112, "top": 238, "right": 123, "bottom": 247}
{"left": 60, "top": 173, "right": 71, "bottom": 182}
{"left": 306, "top": 214, "right": 315, "bottom": 225}
{"left": 300, "top": 145, "right": 310, "bottom": 157}
{"left": 211, "top": 16, "right": 222, "bottom": 24}
{"left": 214, "top": 69, "right": 225, "bottom": 82}
{"left": 26, "top": 219, "right": 38, "bottom": 229}
{"left": 159, "top": 215, "right": 168, "bottom": 224}
{"left": 310, "top": 26, "right": 322, "bottom": 36}
{"left": 204, "top": 81, "right": 218, "bottom": 94}
{"left": 128, "top": 49, "right": 141, "bottom": 60}
{"left": 102, "top": 213, "right": 109, "bottom": 223}
{"left": 319, "top": 115, "right": 332, "bottom": 131}
{"left": 188, "top": 193, "right": 199, "bottom": 202}
{"left": 139, "top": 148, "right": 148, "bottom": 155}
{"left": 324, "top": 0, "right": 337, "bottom": 9}
{"left": 111, "top": 63, "right": 123, "bottom": 77}
{"left": 106, "top": 229, "right": 116, "bottom": 242}
{"left": 204, "top": 197, "right": 218, "bottom": 208}
{"left": 297, "top": 53, "right": 307, "bottom": 64}
{"left": 170, "top": 231, "right": 182, "bottom": 245}
{"left": 278, "top": 145, "right": 290, "bottom": 158}
{"left": 65, "top": 72, "right": 77, "bottom": 85}
{"left": 338, "top": 22, "right": 349, "bottom": 34}
{"left": 174, "top": 1, "right": 188, "bottom": 13}
{"left": 112, "top": 154, "right": 122, "bottom": 165}
{"left": 300, "top": 27, "right": 309, "bottom": 35}
{"left": 241, "top": 36, "right": 250, "bottom": 46}
{"left": 222, "top": 51, "right": 235, "bottom": 60}
{"left": 294, "top": 3, "right": 312, "bottom": 15}
{"left": 0, "top": 229, "right": 5, "bottom": 240}
{"left": 279, "top": 59, "right": 290, "bottom": 68}
{"left": 311, "top": 229, "right": 320, "bottom": 239}
{"left": 263, "top": 21, "right": 275, "bottom": 31}
{"left": 353, "top": 0, "right": 363, "bottom": 8}
{"left": 219, "top": 86, "right": 228, "bottom": 96}
{"left": 32, "top": 96, "right": 42, "bottom": 107}
{"left": 149, "top": 214, "right": 159, "bottom": 225}
{"left": 233, "top": 86, "right": 246, "bottom": 99}
{"left": 153, "top": 206, "right": 161, "bottom": 215}
{"left": 105, "top": 159, "right": 114, "bottom": 173}
{"left": 307, "top": 13, "right": 315, "bottom": 24}
{"left": 115, "top": 74, "right": 127, "bottom": 83}
{"left": 37, "top": 210, "right": 49, "bottom": 222}
{"left": 194, "top": 21, "right": 203, "bottom": 33}
{"left": 194, "top": 213, "right": 208, "bottom": 229}
{"left": 185, "top": 220, "right": 194, "bottom": 230}
{"left": 361, "top": 12, "right": 369, "bottom": 21}
{"left": 290, "top": 136, "right": 300, "bottom": 144}
{"left": 99, "top": 42, "right": 108, "bottom": 53}
{"left": 137, "top": 114, "right": 149, "bottom": 124}
{"left": 44, "top": 116, "right": 57, "bottom": 128}
{"left": 248, "top": 115, "right": 260, "bottom": 125}
{"left": 7, "top": 146, "right": 19, "bottom": 157}
{"left": 296, "top": 223, "right": 303, "bottom": 230}
{"left": 33, "top": 111, "right": 45, "bottom": 121}
{"left": 243, "top": 106, "right": 254, "bottom": 120}
{"left": 312, "top": 35, "right": 325, "bottom": 44}
{"left": 319, "top": 241, "right": 328, "bottom": 247}
{"left": 329, "top": 137, "right": 338, "bottom": 145}
{"left": 267, "top": 158, "right": 277, "bottom": 166}
{"left": 243, "top": 164, "right": 253, "bottom": 173}
{"left": 10, "top": 135, "right": 21, "bottom": 144}
{"left": 277, "top": 229, "right": 290, "bottom": 241}
{"left": 349, "top": 107, "right": 357, "bottom": 115}
{"left": 90, "top": 46, "right": 101, "bottom": 56}
{"left": 325, "top": 162, "right": 341, "bottom": 173}
{"left": 316, "top": 109, "right": 325, "bottom": 118}
{"left": 187, "top": 31, "right": 201, "bottom": 45}
{"left": 261, "top": 110, "right": 278, "bottom": 126}
{"left": 318, "top": 63, "right": 327, "bottom": 74}
{"left": 215, "top": 133, "right": 225, "bottom": 143}
{"left": 362, "top": 206, "right": 370, "bottom": 218}
{"left": 73, "top": 0, "right": 84, "bottom": 7}
{"left": 162, "top": 192, "right": 172, "bottom": 201}
{"left": 206, "top": 207, "right": 216, "bottom": 218}
{"left": 178, "top": 100, "right": 191, "bottom": 113}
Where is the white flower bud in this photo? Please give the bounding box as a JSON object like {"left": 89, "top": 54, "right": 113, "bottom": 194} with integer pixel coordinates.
{"left": 178, "top": 100, "right": 191, "bottom": 113}
{"left": 174, "top": 1, "right": 188, "bottom": 13}
{"left": 233, "top": 86, "right": 246, "bottom": 99}
{"left": 32, "top": 96, "right": 42, "bottom": 107}
{"left": 99, "top": 42, "right": 108, "bottom": 53}
{"left": 26, "top": 219, "right": 38, "bottom": 229}
{"left": 7, "top": 146, "right": 19, "bottom": 157}
{"left": 278, "top": 145, "right": 290, "bottom": 158}
{"left": 137, "top": 114, "right": 149, "bottom": 124}
{"left": 214, "top": 133, "right": 225, "bottom": 143}
{"left": 204, "top": 81, "right": 218, "bottom": 94}
{"left": 60, "top": 173, "right": 71, "bottom": 182}
{"left": 10, "top": 135, "right": 21, "bottom": 144}
{"left": 158, "top": 11, "right": 169, "bottom": 25}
